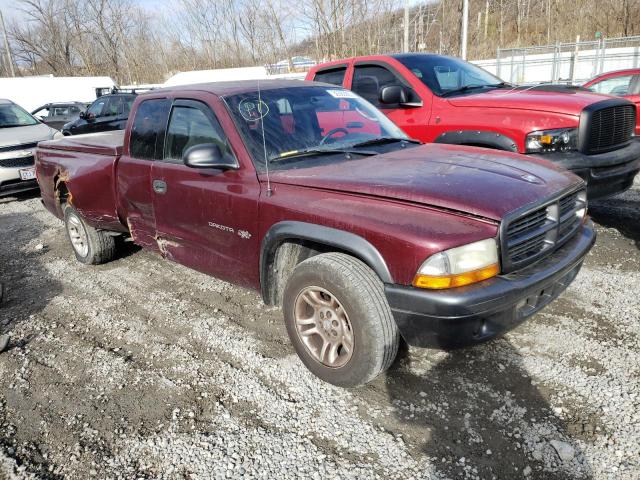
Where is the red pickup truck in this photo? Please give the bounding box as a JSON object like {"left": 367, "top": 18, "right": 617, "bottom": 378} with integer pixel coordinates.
{"left": 36, "top": 80, "right": 595, "bottom": 387}
{"left": 306, "top": 54, "right": 640, "bottom": 200}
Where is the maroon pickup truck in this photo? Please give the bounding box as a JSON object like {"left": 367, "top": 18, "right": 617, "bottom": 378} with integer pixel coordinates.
{"left": 36, "top": 80, "right": 595, "bottom": 387}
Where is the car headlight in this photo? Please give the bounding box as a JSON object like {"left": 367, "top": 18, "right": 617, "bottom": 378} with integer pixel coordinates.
{"left": 525, "top": 128, "right": 577, "bottom": 153}
{"left": 413, "top": 238, "right": 499, "bottom": 289}
{"left": 53, "top": 131, "right": 64, "bottom": 140}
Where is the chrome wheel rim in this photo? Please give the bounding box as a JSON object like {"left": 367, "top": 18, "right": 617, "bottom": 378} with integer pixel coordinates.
{"left": 293, "top": 286, "right": 354, "bottom": 368}
{"left": 67, "top": 214, "right": 89, "bottom": 257}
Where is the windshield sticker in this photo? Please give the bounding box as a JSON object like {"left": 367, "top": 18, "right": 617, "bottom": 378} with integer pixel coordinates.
{"left": 327, "top": 89, "right": 358, "bottom": 99}
{"left": 239, "top": 99, "right": 269, "bottom": 121}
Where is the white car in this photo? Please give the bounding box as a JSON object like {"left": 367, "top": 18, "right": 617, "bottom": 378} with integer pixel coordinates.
{"left": 0, "top": 99, "right": 62, "bottom": 197}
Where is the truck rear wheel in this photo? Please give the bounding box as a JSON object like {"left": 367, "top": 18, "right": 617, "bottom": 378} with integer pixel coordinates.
{"left": 63, "top": 205, "right": 116, "bottom": 265}
{"left": 283, "top": 252, "right": 400, "bottom": 387}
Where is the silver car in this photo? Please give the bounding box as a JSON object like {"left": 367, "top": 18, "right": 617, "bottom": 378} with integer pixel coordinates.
{"left": 0, "top": 99, "right": 62, "bottom": 197}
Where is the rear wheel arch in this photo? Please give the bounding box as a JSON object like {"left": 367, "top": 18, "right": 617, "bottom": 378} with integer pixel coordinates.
{"left": 260, "top": 221, "right": 393, "bottom": 306}
{"left": 434, "top": 130, "right": 519, "bottom": 152}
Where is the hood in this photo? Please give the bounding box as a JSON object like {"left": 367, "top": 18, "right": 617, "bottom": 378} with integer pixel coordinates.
{"left": 447, "top": 86, "right": 615, "bottom": 116}
{"left": 265, "top": 144, "right": 583, "bottom": 221}
{"left": 0, "top": 123, "right": 55, "bottom": 148}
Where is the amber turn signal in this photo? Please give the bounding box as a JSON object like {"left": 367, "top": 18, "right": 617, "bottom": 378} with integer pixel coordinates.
{"left": 413, "top": 263, "right": 500, "bottom": 289}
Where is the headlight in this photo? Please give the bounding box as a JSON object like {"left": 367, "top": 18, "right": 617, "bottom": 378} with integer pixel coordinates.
{"left": 53, "top": 131, "right": 64, "bottom": 140}
{"left": 413, "top": 238, "right": 499, "bottom": 289}
{"left": 525, "top": 128, "right": 577, "bottom": 153}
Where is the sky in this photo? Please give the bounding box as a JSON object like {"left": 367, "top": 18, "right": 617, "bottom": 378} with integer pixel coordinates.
{"left": 0, "top": 0, "right": 24, "bottom": 22}
{"left": 0, "top": 0, "right": 428, "bottom": 29}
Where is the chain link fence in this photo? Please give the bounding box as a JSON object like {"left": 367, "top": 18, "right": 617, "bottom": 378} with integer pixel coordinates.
{"left": 472, "top": 36, "right": 640, "bottom": 85}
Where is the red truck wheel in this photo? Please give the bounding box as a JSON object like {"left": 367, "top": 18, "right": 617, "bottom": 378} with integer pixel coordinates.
{"left": 283, "top": 252, "right": 400, "bottom": 387}
{"left": 63, "top": 205, "right": 116, "bottom": 265}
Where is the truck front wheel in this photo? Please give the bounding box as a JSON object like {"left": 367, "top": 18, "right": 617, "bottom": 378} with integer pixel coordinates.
{"left": 64, "top": 205, "right": 116, "bottom": 265}
{"left": 283, "top": 252, "right": 400, "bottom": 387}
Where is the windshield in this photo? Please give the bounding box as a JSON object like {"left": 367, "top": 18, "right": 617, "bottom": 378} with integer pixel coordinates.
{"left": 394, "top": 55, "right": 504, "bottom": 97}
{"left": 0, "top": 103, "right": 39, "bottom": 128}
{"left": 224, "top": 86, "right": 408, "bottom": 171}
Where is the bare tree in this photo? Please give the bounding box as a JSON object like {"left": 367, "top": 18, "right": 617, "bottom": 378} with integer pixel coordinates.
{"left": 6, "top": 0, "right": 640, "bottom": 83}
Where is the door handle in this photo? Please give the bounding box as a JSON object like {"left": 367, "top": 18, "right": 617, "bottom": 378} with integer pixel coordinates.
{"left": 152, "top": 179, "right": 167, "bottom": 194}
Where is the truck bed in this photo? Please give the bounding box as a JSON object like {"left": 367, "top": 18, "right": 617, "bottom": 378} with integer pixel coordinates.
{"left": 36, "top": 131, "right": 126, "bottom": 232}
{"left": 41, "top": 130, "right": 125, "bottom": 156}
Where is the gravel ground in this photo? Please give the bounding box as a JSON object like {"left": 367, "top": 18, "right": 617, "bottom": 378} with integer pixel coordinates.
{"left": 0, "top": 179, "right": 638, "bottom": 480}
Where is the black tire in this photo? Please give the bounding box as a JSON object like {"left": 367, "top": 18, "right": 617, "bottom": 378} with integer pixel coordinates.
{"left": 283, "top": 252, "right": 400, "bottom": 387}
{"left": 63, "top": 204, "right": 116, "bottom": 265}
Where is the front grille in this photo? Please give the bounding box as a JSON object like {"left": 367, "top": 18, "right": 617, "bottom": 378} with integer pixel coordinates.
{"left": 0, "top": 155, "right": 35, "bottom": 168}
{"left": 501, "top": 189, "right": 586, "bottom": 272}
{"left": 584, "top": 104, "right": 635, "bottom": 154}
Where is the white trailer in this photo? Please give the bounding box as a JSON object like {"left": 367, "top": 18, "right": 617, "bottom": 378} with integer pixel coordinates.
{"left": 0, "top": 75, "right": 115, "bottom": 112}
{"left": 164, "top": 67, "right": 305, "bottom": 87}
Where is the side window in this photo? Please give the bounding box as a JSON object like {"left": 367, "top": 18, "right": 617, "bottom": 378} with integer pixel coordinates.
{"left": 87, "top": 98, "right": 107, "bottom": 117}
{"left": 313, "top": 67, "right": 347, "bottom": 86}
{"left": 589, "top": 75, "right": 633, "bottom": 96}
{"left": 130, "top": 99, "right": 171, "bottom": 160}
{"left": 104, "top": 97, "right": 122, "bottom": 117}
{"left": 69, "top": 106, "right": 81, "bottom": 114}
{"left": 53, "top": 106, "right": 70, "bottom": 116}
{"left": 164, "top": 102, "right": 234, "bottom": 163}
{"left": 123, "top": 96, "right": 135, "bottom": 115}
{"left": 33, "top": 107, "right": 50, "bottom": 120}
{"left": 352, "top": 65, "right": 403, "bottom": 108}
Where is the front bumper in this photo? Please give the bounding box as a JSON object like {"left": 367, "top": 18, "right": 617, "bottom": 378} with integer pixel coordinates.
{"left": 0, "top": 167, "right": 39, "bottom": 197}
{"left": 532, "top": 140, "right": 640, "bottom": 200}
{"left": 385, "top": 221, "right": 596, "bottom": 349}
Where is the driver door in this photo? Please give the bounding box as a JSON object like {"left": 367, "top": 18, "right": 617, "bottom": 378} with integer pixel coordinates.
{"left": 151, "top": 97, "right": 261, "bottom": 287}
{"left": 76, "top": 97, "right": 107, "bottom": 134}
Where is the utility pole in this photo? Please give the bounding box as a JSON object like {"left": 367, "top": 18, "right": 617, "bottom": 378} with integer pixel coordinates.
{"left": 403, "top": 0, "right": 410, "bottom": 52}
{"left": 460, "top": 0, "right": 469, "bottom": 59}
{"left": 0, "top": 10, "right": 15, "bottom": 77}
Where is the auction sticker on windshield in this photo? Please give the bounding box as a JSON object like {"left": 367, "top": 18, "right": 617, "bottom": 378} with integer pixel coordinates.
{"left": 19, "top": 167, "right": 36, "bottom": 181}
{"left": 327, "top": 89, "right": 358, "bottom": 99}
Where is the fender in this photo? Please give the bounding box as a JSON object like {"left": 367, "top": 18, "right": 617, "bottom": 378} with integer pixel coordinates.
{"left": 434, "top": 130, "right": 518, "bottom": 152}
{"left": 260, "top": 221, "right": 393, "bottom": 304}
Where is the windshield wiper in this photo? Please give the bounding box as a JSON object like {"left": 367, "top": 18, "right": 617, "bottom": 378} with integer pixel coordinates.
{"left": 488, "top": 82, "right": 511, "bottom": 88}
{"left": 350, "top": 137, "right": 421, "bottom": 148}
{"left": 270, "top": 147, "right": 377, "bottom": 162}
{"left": 441, "top": 85, "right": 491, "bottom": 97}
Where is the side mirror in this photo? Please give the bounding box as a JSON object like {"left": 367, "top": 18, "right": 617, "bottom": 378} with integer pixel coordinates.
{"left": 183, "top": 143, "right": 238, "bottom": 170}
{"left": 379, "top": 85, "right": 409, "bottom": 105}
{"left": 379, "top": 86, "right": 423, "bottom": 107}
